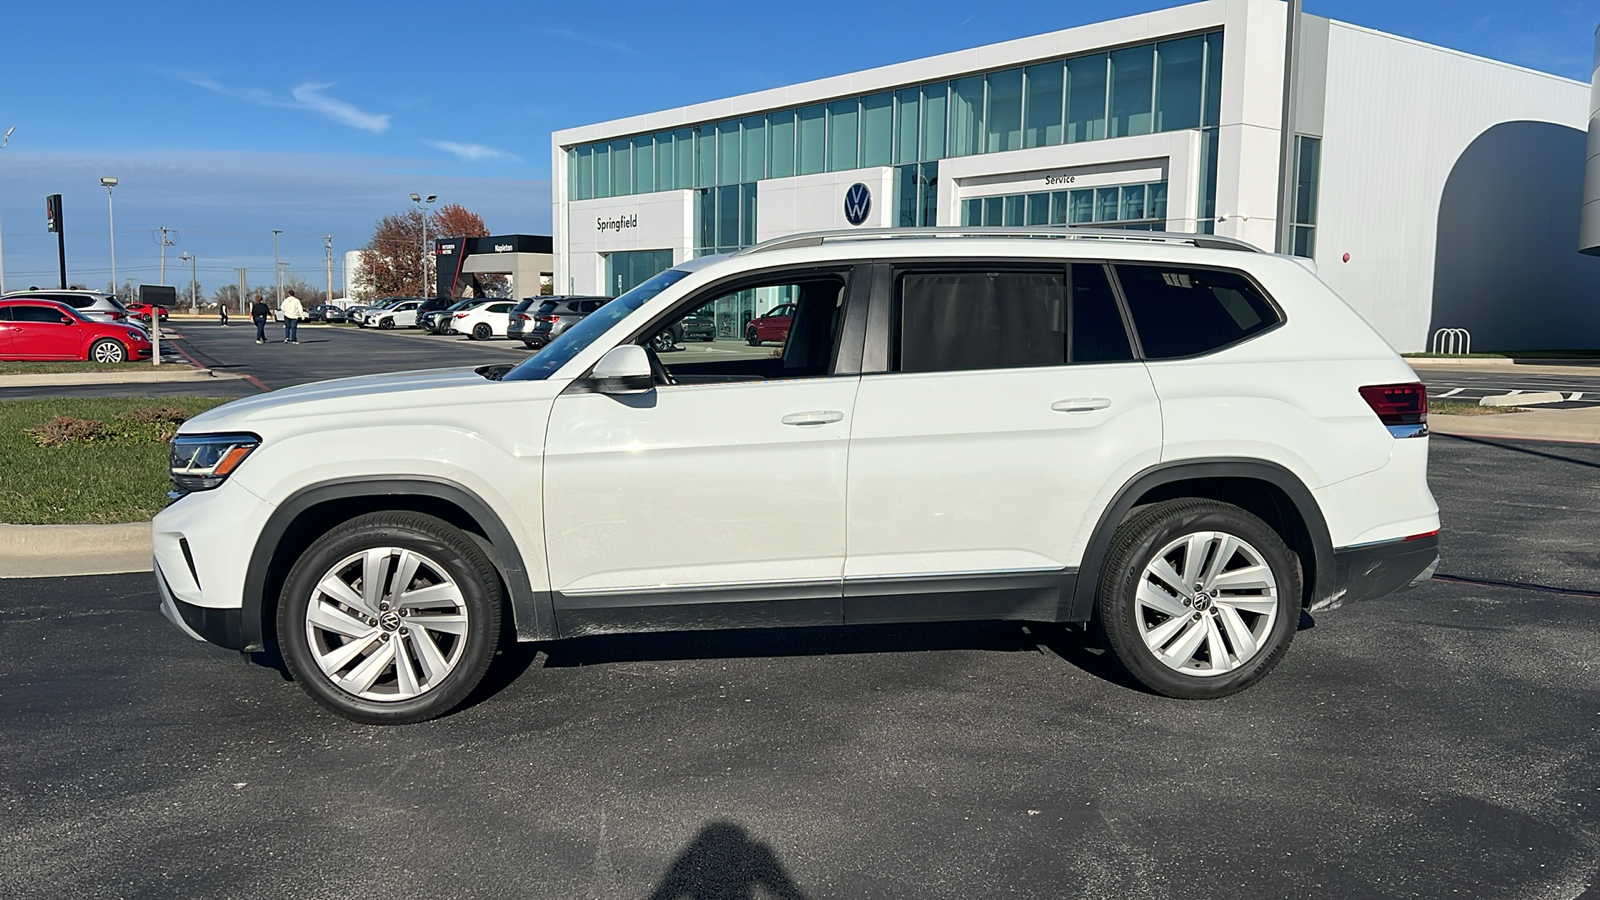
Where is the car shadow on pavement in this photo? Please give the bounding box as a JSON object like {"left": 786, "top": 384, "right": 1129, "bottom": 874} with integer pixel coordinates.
{"left": 1435, "top": 433, "right": 1600, "bottom": 469}
{"left": 645, "top": 821, "right": 809, "bottom": 900}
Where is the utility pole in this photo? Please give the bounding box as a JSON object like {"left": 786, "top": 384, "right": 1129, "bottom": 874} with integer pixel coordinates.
{"left": 272, "top": 229, "right": 283, "bottom": 304}
{"left": 157, "top": 226, "right": 174, "bottom": 283}
{"left": 324, "top": 234, "right": 334, "bottom": 303}
{"left": 0, "top": 127, "right": 14, "bottom": 293}
{"left": 179, "top": 252, "right": 198, "bottom": 313}
{"left": 237, "top": 268, "right": 247, "bottom": 315}
{"left": 1275, "top": 0, "right": 1304, "bottom": 254}
{"left": 100, "top": 177, "right": 118, "bottom": 295}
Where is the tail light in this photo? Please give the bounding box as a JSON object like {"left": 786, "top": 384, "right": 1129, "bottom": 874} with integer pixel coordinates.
{"left": 515, "top": 313, "right": 531, "bottom": 321}
{"left": 455, "top": 312, "right": 470, "bottom": 318}
{"left": 1359, "top": 382, "right": 1428, "bottom": 438}
{"left": 536, "top": 315, "right": 558, "bottom": 324}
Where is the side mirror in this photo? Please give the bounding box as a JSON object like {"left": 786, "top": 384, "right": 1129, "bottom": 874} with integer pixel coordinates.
{"left": 59, "top": 316, "right": 75, "bottom": 326}
{"left": 591, "top": 344, "right": 655, "bottom": 394}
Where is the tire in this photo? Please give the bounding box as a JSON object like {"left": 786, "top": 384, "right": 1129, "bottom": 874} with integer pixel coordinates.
{"left": 277, "top": 512, "right": 503, "bottom": 725}
{"left": 471, "top": 323, "right": 491, "bottom": 341}
{"left": 379, "top": 318, "right": 394, "bottom": 330}
{"left": 701, "top": 335, "right": 714, "bottom": 342}
{"left": 89, "top": 339, "right": 126, "bottom": 364}
{"left": 1094, "top": 499, "right": 1299, "bottom": 700}
{"left": 746, "top": 327, "right": 760, "bottom": 346}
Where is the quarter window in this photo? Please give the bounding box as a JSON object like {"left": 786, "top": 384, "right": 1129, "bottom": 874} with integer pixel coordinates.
{"left": 1115, "top": 265, "right": 1279, "bottom": 359}
{"left": 895, "top": 264, "right": 1133, "bottom": 373}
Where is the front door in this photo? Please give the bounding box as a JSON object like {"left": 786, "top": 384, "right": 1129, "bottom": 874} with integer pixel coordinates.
{"left": 8, "top": 304, "right": 83, "bottom": 359}
{"left": 843, "top": 262, "right": 1163, "bottom": 619}
{"left": 542, "top": 267, "right": 863, "bottom": 628}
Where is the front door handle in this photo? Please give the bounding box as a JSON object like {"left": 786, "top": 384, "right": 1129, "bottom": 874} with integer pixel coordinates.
{"left": 1051, "top": 397, "right": 1113, "bottom": 414}
{"left": 781, "top": 410, "right": 844, "bottom": 427}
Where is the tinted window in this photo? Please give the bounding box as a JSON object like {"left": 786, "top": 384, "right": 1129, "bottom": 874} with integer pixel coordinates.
{"left": 55, "top": 295, "right": 93, "bottom": 309}
{"left": 896, "top": 264, "right": 1133, "bottom": 373}
{"left": 13, "top": 305, "right": 73, "bottom": 323}
{"left": 581, "top": 299, "right": 609, "bottom": 312}
{"left": 1116, "top": 265, "right": 1279, "bottom": 359}
{"left": 0, "top": 307, "right": 10, "bottom": 321}
{"left": 489, "top": 303, "right": 513, "bottom": 313}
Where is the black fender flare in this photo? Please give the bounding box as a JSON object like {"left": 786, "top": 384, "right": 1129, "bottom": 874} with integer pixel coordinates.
{"left": 239, "top": 476, "right": 555, "bottom": 652}
{"left": 1062, "top": 458, "right": 1336, "bottom": 622}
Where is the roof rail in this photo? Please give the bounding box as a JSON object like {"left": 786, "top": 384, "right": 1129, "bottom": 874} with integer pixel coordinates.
{"left": 733, "top": 226, "right": 1261, "bottom": 256}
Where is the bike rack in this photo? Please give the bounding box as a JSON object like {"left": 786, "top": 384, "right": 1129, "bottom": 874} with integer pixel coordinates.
{"left": 1431, "top": 327, "right": 1471, "bottom": 355}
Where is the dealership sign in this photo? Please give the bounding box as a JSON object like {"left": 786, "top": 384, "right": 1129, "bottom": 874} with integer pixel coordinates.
{"left": 597, "top": 214, "right": 638, "bottom": 233}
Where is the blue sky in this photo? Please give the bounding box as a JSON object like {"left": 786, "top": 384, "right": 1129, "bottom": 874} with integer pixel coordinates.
{"left": 0, "top": 0, "right": 1594, "bottom": 296}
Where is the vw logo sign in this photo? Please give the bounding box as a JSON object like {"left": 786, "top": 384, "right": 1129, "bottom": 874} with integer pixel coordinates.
{"left": 843, "top": 182, "right": 872, "bottom": 226}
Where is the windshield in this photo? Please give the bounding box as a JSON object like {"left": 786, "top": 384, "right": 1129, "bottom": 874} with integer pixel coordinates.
{"left": 504, "top": 268, "right": 691, "bottom": 381}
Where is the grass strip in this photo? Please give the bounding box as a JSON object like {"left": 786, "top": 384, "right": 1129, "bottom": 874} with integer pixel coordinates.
{"left": 0, "top": 396, "right": 233, "bottom": 524}
{"left": 1430, "top": 399, "right": 1524, "bottom": 416}
{"left": 0, "top": 361, "right": 192, "bottom": 375}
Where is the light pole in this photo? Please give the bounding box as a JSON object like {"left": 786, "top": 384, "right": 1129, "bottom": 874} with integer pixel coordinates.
{"left": 272, "top": 229, "right": 283, "bottom": 304}
{"left": 410, "top": 193, "right": 437, "bottom": 298}
{"left": 100, "top": 176, "right": 118, "bottom": 296}
{"left": 0, "top": 126, "right": 14, "bottom": 293}
{"left": 179, "top": 252, "right": 198, "bottom": 313}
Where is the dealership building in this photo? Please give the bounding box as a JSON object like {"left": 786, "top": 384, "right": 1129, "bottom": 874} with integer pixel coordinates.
{"left": 551, "top": 0, "right": 1600, "bottom": 351}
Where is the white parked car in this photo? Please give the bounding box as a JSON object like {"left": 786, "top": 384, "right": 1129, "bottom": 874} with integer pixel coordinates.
{"left": 447, "top": 299, "right": 517, "bottom": 340}
{"left": 363, "top": 299, "right": 424, "bottom": 330}
{"left": 154, "top": 227, "right": 1440, "bottom": 724}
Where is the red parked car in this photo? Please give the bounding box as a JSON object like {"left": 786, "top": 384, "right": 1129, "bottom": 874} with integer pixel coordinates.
{"left": 125, "top": 302, "right": 170, "bottom": 323}
{"left": 745, "top": 303, "right": 795, "bottom": 346}
{"left": 0, "top": 299, "right": 153, "bottom": 363}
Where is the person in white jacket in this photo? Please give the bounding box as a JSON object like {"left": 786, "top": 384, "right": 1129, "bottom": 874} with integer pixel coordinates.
{"left": 280, "top": 293, "right": 304, "bottom": 344}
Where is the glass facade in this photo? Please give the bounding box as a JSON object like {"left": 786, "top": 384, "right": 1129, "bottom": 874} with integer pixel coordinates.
{"left": 961, "top": 180, "right": 1169, "bottom": 229}
{"left": 566, "top": 30, "right": 1223, "bottom": 202}
{"left": 695, "top": 183, "right": 759, "bottom": 256}
{"left": 605, "top": 249, "right": 676, "bottom": 297}
{"left": 1290, "top": 135, "right": 1321, "bottom": 258}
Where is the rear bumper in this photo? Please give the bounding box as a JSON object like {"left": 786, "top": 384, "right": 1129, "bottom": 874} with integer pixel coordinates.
{"left": 1313, "top": 534, "right": 1440, "bottom": 612}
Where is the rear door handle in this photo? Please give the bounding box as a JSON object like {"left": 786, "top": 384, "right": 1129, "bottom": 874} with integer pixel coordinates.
{"left": 781, "top": 410, "right": 845, "bottom": 427}
{"left": 1051, "top": 397, "right": 1112, "bottom": 413}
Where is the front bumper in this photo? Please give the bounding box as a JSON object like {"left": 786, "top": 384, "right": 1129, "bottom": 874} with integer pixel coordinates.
{"left": 1313, "top": 533, "right": 1440, "bottom": 612}
{"left": 157, "top": 559, "right": 246, "bottom": 649}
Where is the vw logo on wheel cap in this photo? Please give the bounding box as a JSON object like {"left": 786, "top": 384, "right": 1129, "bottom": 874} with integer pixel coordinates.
{"left": 843, "top": 183, "right": 872, "bottom": 226}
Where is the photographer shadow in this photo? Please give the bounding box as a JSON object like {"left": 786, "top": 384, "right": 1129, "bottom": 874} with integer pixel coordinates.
{"left": 646, "top": 822, "right": 808, "bottom": 900}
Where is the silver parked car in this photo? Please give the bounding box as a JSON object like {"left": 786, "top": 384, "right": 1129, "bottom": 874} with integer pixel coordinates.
{"left": 2, "top": 289, "right": 137, "bottom": 327}
{"left": 513, "top": 296, "right": 611, "bottom": 349}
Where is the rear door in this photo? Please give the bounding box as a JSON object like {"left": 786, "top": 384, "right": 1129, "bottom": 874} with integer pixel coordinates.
{"left": 0, "top": 306, "right": 13, "bottom": 355}
{"left": 842, "top": 261, "right": 1162, "bottom": 620}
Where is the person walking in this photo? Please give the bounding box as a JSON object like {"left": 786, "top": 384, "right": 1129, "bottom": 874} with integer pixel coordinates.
{"left": 281, "top": 292, "right": 304, "bottom": 344}
{"left": 251, "top": 297, "right": 270, "bottom": 344}
{"left": 219, "top": 303, "right": 229, "bottom": 327}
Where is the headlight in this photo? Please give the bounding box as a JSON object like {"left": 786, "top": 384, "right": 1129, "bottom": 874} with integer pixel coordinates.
{"left": 126, "top": 328, "right": 146, "bottom": 341}
{"left": 170, "top": 433, "right": 260, "bottom": 493}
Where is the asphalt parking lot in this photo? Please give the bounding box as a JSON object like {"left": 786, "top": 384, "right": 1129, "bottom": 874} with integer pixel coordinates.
{"left": 2, "top": 433, "right": 1597, "bottom": 900}
{"left": 1419, "top": 367, "right": 1600, "bottom": 409}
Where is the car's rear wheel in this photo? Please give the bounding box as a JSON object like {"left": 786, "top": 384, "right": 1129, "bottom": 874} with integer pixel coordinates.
{"left": 471, "top": 323, "right": 491, "bottom": 341}
{"left": 1094, "top": 499, "right": 1299, "bottom": 699}
{"left": 89, "top": 339, "right": 126, "bottom": 364}
{"left": 277, "top": 512, "right": 503, "bottom": 724}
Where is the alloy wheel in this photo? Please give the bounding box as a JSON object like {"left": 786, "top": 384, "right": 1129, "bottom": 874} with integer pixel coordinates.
{"left": 303, "top": 547, "right": 471, "bottom": 702}
{"left": 1133, "top": 530, "right": 1279, "bottom": 677}
{"left": 92, "top": 340, "right": 125, "bottom": 364}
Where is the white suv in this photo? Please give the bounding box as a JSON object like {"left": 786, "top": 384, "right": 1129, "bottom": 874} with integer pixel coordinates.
{"left": 154, "top": 228, "right": 1440, "bottom": 724}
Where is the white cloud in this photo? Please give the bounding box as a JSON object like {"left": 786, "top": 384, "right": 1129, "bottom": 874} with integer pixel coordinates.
{"left": 425, "top": 140, "right": 523, "bottom": 163}
{"left": 181, "top": 76, "right": 391, "bottom": 133}
{"left": 542, "top": 27, "right": 634, "bottom": 55}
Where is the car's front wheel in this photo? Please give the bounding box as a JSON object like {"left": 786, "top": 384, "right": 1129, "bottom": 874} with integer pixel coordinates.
{"left": 277, "top": 512, "right": 503, "bottom": 724}
{"left": 379, "top": 318, "right": 394, "bottom": 329}
{"left": 746, "top": 327, "right": 760, "bottom": 346}
{"left": 1094, "top": 499, "right": 1299, "bottom": 699}
{"left": 89, "top": 338, "right": 126, "bottom": 364}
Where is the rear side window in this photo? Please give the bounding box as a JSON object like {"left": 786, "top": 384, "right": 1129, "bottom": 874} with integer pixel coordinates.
{"left": 895, "top": 264, "right": 1134, "bottom": 373}
{"left": 1115, "top": 265, "right": 1279, "bottom": 359}
{"left": 581, "top": 299, "right": 609, "bottom": 312}
{"left": 55, "top": 295, "right": 93, "bottom": 309}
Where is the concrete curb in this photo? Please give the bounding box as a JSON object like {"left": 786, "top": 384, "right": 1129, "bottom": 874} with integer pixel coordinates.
{"left": 0, "top": 522, "right": 152, "bottom": 578}
{"left": 1430, "top": 410, "right": 1600, "bottom": 444}
{"left": 0, "top": 368, "right": 248, "bottom": 388}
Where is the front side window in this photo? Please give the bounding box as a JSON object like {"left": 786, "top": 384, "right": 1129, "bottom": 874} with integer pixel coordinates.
{"left": 12, "top": 304, "right": 74, "bottom": 323}
{"left": 505, "top": 269, "right": 691, "bottom": 382}
{"left": 894, "top": 264, "right": 1133, "bottom": 373}
{"left": 1115, "top": 265, "right": 1280, "bottom": 359}
{"left": 641, "top": 273, "right": 850, "bottom": 385}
